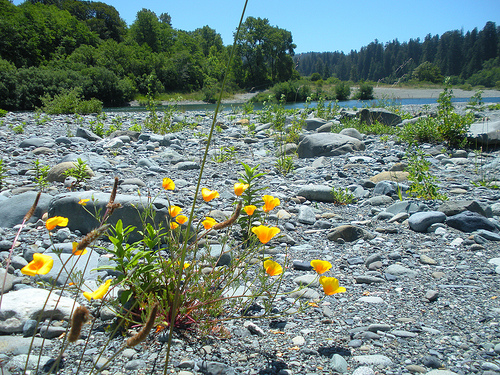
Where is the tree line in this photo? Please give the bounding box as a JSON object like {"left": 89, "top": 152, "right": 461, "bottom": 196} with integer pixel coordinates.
{"left": 0, "top": 0, "right": 295, "bottom": 110}
{"left": 294, "top": 21, "right": 500, "bottom": 87}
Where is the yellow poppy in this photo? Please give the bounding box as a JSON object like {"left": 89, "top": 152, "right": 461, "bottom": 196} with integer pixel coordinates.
{"left": 78, "top": 199, "right": 90, "bottom": 206}
{"left": 264, "top": 259, "right": 283, "bottom": 276}
{"left": 176, "top": 215, "right": 188, "bottom": 225}
{"left": 162, "top": 178, "right": 175, "bottom": 190}
{"left": 183, "top": 262, "right": 190, "bottom": 269}
{"left": 201, "top": 188, "right": 219, "bottom": 202}
{"left": 202, "top": 217, "right": 217, "bottom": 230}
{"left": 21, "top": 253, "right": 54, "bottom": 276}
{"left": 234, "top": 183, "right": 249, "bottom": 196}
{"left": 72, "top": 242, "right": 88, "bottom": 256}
{"left": 46, "top": 216, "right": 69, "bottom": 231}
{"left": 319, "top": 276, "right": 346, "bottom": 295}
{"left": 310, "top": 260, "right": 332, "bottom": 274}
{"left": 83, "top": 279, "right": 112, "bottom": 301}
{"left": 262, "top": 195, "right": 280, "bottom": 213}
{"left": 243, "top": 205, "right": 257, "bottom": 216}
{"left": 170, "top": 222, "right": 179, "bottom": 230}
{"left": 251, "top": 225, "right": 280, "bottom": 244}
{"left": 168, "top": 205, "right": 182, "bottom": 217}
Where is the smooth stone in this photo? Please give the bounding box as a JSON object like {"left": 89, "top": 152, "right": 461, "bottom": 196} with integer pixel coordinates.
{"left": 385, "top": 201, "right": 428, "bottom": 215}
{"left": 6, "top": 354, "right": 52, "bottom": 372}
{"left": 422, "top": 355, "right": 442, "bottom": 368}
{"left": 60, "top": 152, "right": 113, "bottom": 171}
{"left": 297, "top": 205, "right": 316, "bottom": 225}
{"left": 19, "top": 137, "right": 55, "bottom": 149}
{"left": 0, "top": 335, "right": 44, "bottom": 355}
{"left": 359, "top": 107, "right": 402, "bottom": 126}
{"left": 297, "top": 133, "right": 365, "bottom": 158}
{"left": 439, "top": 200, "right": 492, "bottom": 217}
{"left": 330, "top": 353, "right": 348, "bottom": 373}
{"left": 0, "top": 289, "right": 79, "bottom": 333}
{"left": 446, "top": 211, "right": 498, "bottom": 232}
{"left": 420, "top": 254, "right": 438, "bottom": 265}
{"left": 385, "top": 264, "right": 417, "bottom": 278}
{"left": 175, "top": 161, "right": 200, "bottom": 170}
{"left": 289, "top": 287, "right": 321, "bottom": 300}
{"left": 293, "top": 274, "right": 319, "bottom": 287}
{"left": 352, "top": 354, "right": 393, "bottom": 366}
{"left": 292, "top": 260, "right": 313, "bottom": 271}
{"left": 0, "top": 268, "right": 15, "bottom": 292}
{"left": 365, "top": 195, "right": 394, "bottom": 206}
{"left": 352, "top": 367, "right": 376, "bottom": 375}
{"left": 0, "top": 191, "right": 52, "bottom": 228}
{"left": 391, "top": 330, "right": 418, "bottom": 338}
{"left": 47, "top": 161, "right": 95, "bottom": 182}
{"left": 327, "top": 225, "right": 376, "bottom": 242}
{"left": 370, "top": 171, "right": 409, "bottom": 183}
{"left": 406, "top": 365, "right": 427, "bottom": 373}
{"left": 355, "top": 275, "right": 385, "bottom": 284}
{"left": 304, "top": 117, "right": 327, "bottom": 131}
{"left": 476, "top": 229, "right": 500, "bottom": 241}
{"left": 468, "top": 119, "right": 500, "bottom": 146}
{"left": 358, "top": 296, "right": 384, "bottom": 304}
{"left": 408, "top": 211, "right": 446, "bottom": 232}
{"left": 297, "top": 185, "right": 335, "bottom": 203}
{"left": 76, "top": 127, "right": 101, "bottom": 141}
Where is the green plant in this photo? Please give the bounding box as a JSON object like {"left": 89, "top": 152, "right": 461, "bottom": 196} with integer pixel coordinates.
{"left": 32, "top": 159, "right": 50, "bottom": 191}
{"left": 0, "top": 109, "right": 7, "bottom": 117}
{"left": 335, "top": 82, "right": 351, "bottom": 101}
{"left": 63, "top": 158, "right": 91, "bottom": 189}
{"left": 331, "top": 186, "right": 355, "bottom": 205}
{"left": 10, "top": 122, "right": 24, "bottom": 134}
{"left": 275, "top": 154, "right": 294, "bottom": 175}
{"left": 405, "top": 147, "right": 447, "bottom": 200}
{"left": 212, "top": 146, "right": 237, "bottom": 163}
{"left": 40, "top": 88, "right": 103, "bottom": 115}
{"left": 354, "top": 82, "right": 374, "bottom": 100}
{"left": 89, "top": 113, "right": 107, "bottom": 137}
{"left": 466, "top": 90, "right": 485, "bottom": 111}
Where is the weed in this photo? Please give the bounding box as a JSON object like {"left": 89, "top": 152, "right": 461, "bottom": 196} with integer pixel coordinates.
{"left": 63, "top": 158, "right": 91, "bottom": 189}
{"left": 32, "top": 159, "right": 50, "bottom": 191}
{"left": 40, "top": 87, "right": 103, "bottom": 114}
{"left": 0, "top": 158, "right": 6, "bottom": 190}
{"left": 331, "top": 186, "right": 355, "bottom": 205}
{"left": 275, "top": 155, "right": 295, "bottom": 175}
{"left": 212, "top": 146, "right": 237, "bottom": 163}
{"left": 10, "top": 123, "right": 24, "bottom": 134}
{"left": 0, "top": 109, "right": 7, "bottom": 117}
{"left": 405, "top": 147, "right": 447, "bottom": 200}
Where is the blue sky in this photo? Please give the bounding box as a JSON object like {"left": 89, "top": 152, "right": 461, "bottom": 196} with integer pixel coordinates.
{"left": 13, "top": 0, "right": 500, "bottom": 53}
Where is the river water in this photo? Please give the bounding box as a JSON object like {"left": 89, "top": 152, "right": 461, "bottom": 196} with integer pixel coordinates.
{"left": 107, "top": 97, "right": 500, "bottom": 113}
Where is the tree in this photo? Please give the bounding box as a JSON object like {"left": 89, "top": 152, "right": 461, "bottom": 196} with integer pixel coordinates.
{"left": 235, "top": 16, "right": 296, "bottom": 87}
{"left": 128, "top": 9, "right": 173, "bottom": 53}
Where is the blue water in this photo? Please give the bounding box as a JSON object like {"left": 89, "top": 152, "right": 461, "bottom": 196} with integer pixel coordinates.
{"left": 108, "top": 97, "right": 500, "bottom": 113}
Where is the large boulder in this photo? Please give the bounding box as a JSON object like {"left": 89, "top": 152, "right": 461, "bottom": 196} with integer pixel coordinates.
{"left": 438, "top": 200, "right": 492, "bottom": 218}
{"left": 297, "top": 133, "right": 365, "bottom": 158}
{"left": 0, "top": 191, "right": 52, "bottom": 228}
{"left": 359, "top": 108, "right": 402, "bottom": 126}
{"left": 468, "top": 120, "right": 500, "bottom": 147}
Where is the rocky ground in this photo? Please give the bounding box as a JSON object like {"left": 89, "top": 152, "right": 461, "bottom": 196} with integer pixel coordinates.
{"left": 0, "top": 102, "right": 500, "bottom": 375}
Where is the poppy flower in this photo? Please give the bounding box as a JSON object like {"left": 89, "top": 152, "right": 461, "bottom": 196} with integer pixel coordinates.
{"left": 234, "top": 183, "right": 249, "bottom": 196}
{"left": 310, "top": 260, "right": 332, "bottom": 274}
{"left": 176, "top": 215, "right": 188, "bottom": 225}
{"left": 264, "top": 259, "right": 283, "bottom": 276}
{"left": 83, "top": 279, "right": 112, "bottom": 301}
{"left": 170, "top": 222, "right": 179, "bottom": 230}
{"left": 162, "top": 178, "right": 175, "bottom": 190}
{"left": 72, "top": 242, "right": 88, "bottom": 256}
{"left": 319, "top": 276, "right": 346, "bottom": 295}
{"left": 78, "top": 199, "right": 90, "bottom": 206}
{"left": 201, "top": 188, "right": 219, "bottom": 202}
{"left": 243, "top": 205, "right": 257, "bottom": 216}
{"left": 46, "top": 216, "right": 69, "bottom": 231}
{"left": 21, "top": 253, "right": 54, "bottom": 276}
{"left": 168, "top": 205, "right": 182, "bottom": 217}
{"left": 251, "top": 225, "right": 280, "bottom": 244}
{"left": 262, "top": 195, "right": 280, "bottom": 213}
{"left": 202, "top": 217, "right": 217, "bottom": 230}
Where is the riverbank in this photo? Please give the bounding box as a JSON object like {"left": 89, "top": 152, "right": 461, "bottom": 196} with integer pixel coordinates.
{"left": 373, "top": 87, "right": 500, "bottom": 99}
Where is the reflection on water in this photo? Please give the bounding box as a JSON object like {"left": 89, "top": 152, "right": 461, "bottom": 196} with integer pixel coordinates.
{"left": 106, "top": 97, "right": 500, "bottom": 113}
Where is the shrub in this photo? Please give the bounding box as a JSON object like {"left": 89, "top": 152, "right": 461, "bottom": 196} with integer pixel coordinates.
{"left": 412, "top": 61, "right": 443, "bottom": 83}
{"left": 40, "top": 88, "right": 103, "bottom": 114}
{"left": 0, "top": 109, "right": 7, "bottom": 117}
{"left": 272, "top": 80, "right": 311, "bottom": 102}
{"left": 310, "top": 72, "right": 322, "bottom": 81}
{"left": 335, "top": 82, "right": 351, "bottom": 101}
{"left": 354, "top": 82, "right": 374, "bottom": 100}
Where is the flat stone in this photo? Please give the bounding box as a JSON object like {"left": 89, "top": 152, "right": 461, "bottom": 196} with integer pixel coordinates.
{"left": 370, "top": 171, "right": 409, "bottom": 183}
{"left": 386, "top": 264, "right": 417, "bottom": 278}
{"left": 297, "top": 133, "right": 365, "bottom": 158}
{"left": 446, "top": 210, "right": 498, "bottom": 232}
{"left": 408, "top": 211, "right": 446, "bottom": 232}
{"left": 327, "top": 225, "right": 376, "bottom": 242}
{"left": 352, "top": 354, "right": 393, "bottom": 366}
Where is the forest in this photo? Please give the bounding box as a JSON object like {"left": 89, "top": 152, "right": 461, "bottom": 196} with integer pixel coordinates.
{"left": 294, "top": 21, "right": 500, "bottom": 87}
{"left": 0, "top": 0, "right": 498, "bottom": 111}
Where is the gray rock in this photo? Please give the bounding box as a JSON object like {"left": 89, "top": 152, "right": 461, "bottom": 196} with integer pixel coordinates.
{"left": 330, "top": 354, "right": 348, "bottom": 373}
{"left": 39, "top": 249, "right": 101, "bottom": 286}
{"left": 297, "top": 185, "right": 334, "bottom": 203}
{"left": 47, "top": 161, "right": 95, "bottom": 183}
{"left": 327, "top": 225, "right": 376, "bottom": 242}
{"left": 439, "top": 200, "right": 492, "bottom": 218}
{"left": 468, "top": 120, "right": 500, "bottom": 146}
{"left": 198, "top": 361, "right": 236, "bottom": 375}
{"left": 0, "top": 335, "right": 44, "bottom": 354}
{"left": 408, "top": 211, "right": 446, "bottom": 232}
{"left": 304, "top": 117, "right": 327, "bottom": 131}
{"left": 0, "top": 191, "right": 52, "bottom": 228}
{"left": 6, "top": 354, "right": 52, "bottom": 372}
{"left": 339, "top": 127, "right": 363, "bottom": 140}
{"left": 352, "top": 354, "right": 393, "bottom": 366}
{"left": 19, "top": 137, "right": 55, "bottom": 149}
{"left": 124, "top": 359, "right": 147, "bottom": 370}
{"left": 446, "top": 210, "right": 498, "bottom": 233}
{"left": 476, "top": 229, "right": 500, "bottom": 241}
{"left": 175, "top": 161, "right": 200, "bottom": 170}
{"left": 365, "top": 195, "right": 394, "bottom": 206}
{"left": 359, "top": 108, "right": 402, "bottom": 126}
{"left": 76, "top": 127, "right": 102, "bottom": 141}
{"left": 352, "top": 367, "right": 376, "bottom": 375}
{"left": 297, "top": 205, "right": 316, "bottom": 224}
{"left": 61, "top": 152, "right": 112, "bottom": 171}
{"left": 385, "top": 264, "right": 417, "bottom": 278}
{"left": 0, "top": 288, "right": 79, "bottom": 333}
{"left": 297, "top": 133, "right": 365, "bottom": 158}
{"left": 373, "top": 180, "right": 397, "bottom": 196}
{"left": 355, "top": 275, "right": 385, "bottom": 284}
{"left": 0, "top": 268, "right": 15, "bottom": 292}
{"left": 492, "top": 202, "right": 500, "bottom": 216}
{"left": 385, "top": 200, "right": 428, "bottom": 215}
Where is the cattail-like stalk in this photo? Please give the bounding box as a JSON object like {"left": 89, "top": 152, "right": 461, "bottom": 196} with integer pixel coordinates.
{"left": 212, "top": 202, "right": 242, "bottom": 231}
{"left": 68, "top": 306, "right": 90, "bottom": 342}
{"left": 126, "top": 303, "right": 158, "bottom": 347}
{"left": 74, "top": 224, "right": 110, "bottom": 254}
{"left": 23, "top": 191, "right": 41, "bottom": 223}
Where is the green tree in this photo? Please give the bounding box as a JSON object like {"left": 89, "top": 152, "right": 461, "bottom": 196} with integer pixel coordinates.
{"left": 128, "top": 9, "right": 174, "bottom": 53}
{"left": 412, "top": 61, "right": 443, "bottom": 83}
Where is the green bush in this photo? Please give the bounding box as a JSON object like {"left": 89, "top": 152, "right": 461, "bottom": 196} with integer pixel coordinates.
{"left": 354, "top": 82, "right": 374, "bottom": 100}
{"left": 271, "top": 80, "right": 311, "bottom": 102}
{"left": 310, "top": 72, "right": 322, "bottom": 81}
{"left": 335, "top": 82, "right": 351, "bottom": 101}
{"left": 412, "top": 61, "right": 443, "bottom": 83}
{"left": 40, "top": 88, "right": 103, "bottom": 114}
{"left": 0, "top": 109, "right": 7, "bottom": 117}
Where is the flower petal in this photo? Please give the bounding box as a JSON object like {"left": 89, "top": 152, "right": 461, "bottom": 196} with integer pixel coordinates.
{"left": 168, "top": 205, "right": 182, "bottom": 217}
{"left": 83, "top": 279, "right": 112, "bottom": 301}
{"left": 46, "top": 216, "right": 69, "bottom": 231}
{"left": 264, "top": 259, "right": 283, "bottom": 276}
{"left": 234, "top": 183, "right": 249, "bottom": 196}
{"left": 243, "top": 205, "right": 257, "bottom": 216}
{"left": 310, "top": 260, "right": 332, "bottom": 274}
{"left": 162, "top": 178, "right": 175, "bottom": 190}
{"left": 251, "top": 225, "right": 280, "bottom": 244}
{"left": 202, "top": 188, "right": 219, "bottom": 202}
{"left": 21, "top": 253, "right": 54, "bottom": 276}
